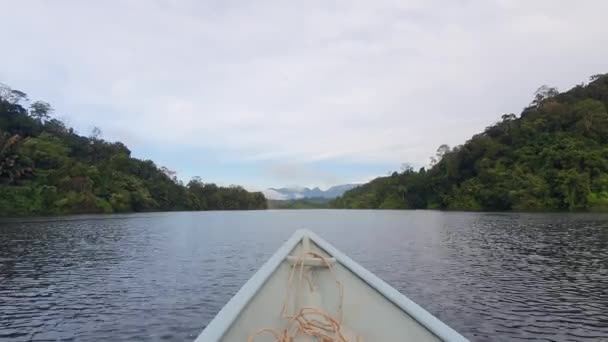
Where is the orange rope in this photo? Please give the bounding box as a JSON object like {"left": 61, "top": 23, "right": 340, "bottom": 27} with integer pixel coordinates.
{"left": 248, "top": 251, "right": 359, "bottom": 342}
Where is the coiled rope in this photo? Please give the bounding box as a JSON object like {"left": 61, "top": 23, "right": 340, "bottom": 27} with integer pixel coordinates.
{"left": 248, "top": 252, "right": 361, "bottom": 342}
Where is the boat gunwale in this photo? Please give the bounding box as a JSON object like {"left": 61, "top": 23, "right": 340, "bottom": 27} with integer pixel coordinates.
{"left": 194, "top": 230, "right": 304, "bottom": 342}
{"left": 195, "top": 229, "right": 468, "bottom": 342}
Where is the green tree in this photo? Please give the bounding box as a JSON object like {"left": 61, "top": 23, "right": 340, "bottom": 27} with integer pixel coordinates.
{"left": 29, "top": 101, "right": 53, "bottom": 122}
{"left": 0, "top": 133, "right": 31, "bottom": 184}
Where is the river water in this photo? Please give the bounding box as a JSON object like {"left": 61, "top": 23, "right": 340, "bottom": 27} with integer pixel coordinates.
{"left": 0, "top": 210, "right": 607, "bottom": 341}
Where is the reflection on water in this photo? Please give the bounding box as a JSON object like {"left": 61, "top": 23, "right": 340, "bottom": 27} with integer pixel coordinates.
{"left": 1, "top": 210, "right": 607, "bottom": 341}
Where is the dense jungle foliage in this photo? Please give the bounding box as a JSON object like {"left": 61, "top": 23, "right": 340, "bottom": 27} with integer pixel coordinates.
{"left": 332, "top": 74, "right": 608, "bottom": 211}
{"left": 0, "top": 84, "right": 267, "bottom": 216}
{"left": 267, "top": 197, "right": 330, "bottom": 209}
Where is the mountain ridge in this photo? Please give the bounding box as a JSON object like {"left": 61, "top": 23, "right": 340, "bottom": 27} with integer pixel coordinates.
{"left": 264, "top": 184, "right": 358, "bottom": 200}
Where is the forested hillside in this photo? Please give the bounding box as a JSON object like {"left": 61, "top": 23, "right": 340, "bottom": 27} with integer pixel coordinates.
{"left": 0, "top": 84, "right": 267, "bottom": 216}
{"left": 267, "top": 197, "right": 330, "bottom": 209}
{"left": 332, "top": 74, "right": 608, "bottom": 211}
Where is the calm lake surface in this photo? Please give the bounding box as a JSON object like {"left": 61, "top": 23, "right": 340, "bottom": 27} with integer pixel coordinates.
{"left": 1, "top": 210, "right": 607, "bottom": 341}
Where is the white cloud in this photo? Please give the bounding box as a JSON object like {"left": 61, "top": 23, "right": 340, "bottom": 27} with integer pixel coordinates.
{"left": 1, "top": 0, "right": 608, "bottom": 171}
{"left": 263, "top": 162, "right": 339, "bottom": 186}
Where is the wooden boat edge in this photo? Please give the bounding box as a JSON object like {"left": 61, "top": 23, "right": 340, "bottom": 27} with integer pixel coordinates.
{"left": 194, "top": 229, "right": 469, "bottom": 342}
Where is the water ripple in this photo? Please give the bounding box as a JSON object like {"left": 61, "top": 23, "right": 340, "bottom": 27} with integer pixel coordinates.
{"left": 0, "top": 211, "right": 607, "bottom": 341}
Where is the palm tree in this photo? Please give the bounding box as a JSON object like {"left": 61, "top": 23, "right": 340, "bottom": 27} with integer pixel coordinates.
{"left": 0, "top": 133, "right": 30, "bottom": 183}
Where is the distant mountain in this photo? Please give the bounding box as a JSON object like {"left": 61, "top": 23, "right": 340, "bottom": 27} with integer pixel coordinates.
{"left": 264, "top": 184, "right": 358, "bottom": 200}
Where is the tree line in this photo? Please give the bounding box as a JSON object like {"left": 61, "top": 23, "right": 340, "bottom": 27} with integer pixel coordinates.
{"left": 0, "top": 84, "right": 267, "bottom": 216}
{"left": 332, "top": 74, "right": 608, "bottom": 211}
{"left": 267, "top": 197, "right": 330, "bottom": 209}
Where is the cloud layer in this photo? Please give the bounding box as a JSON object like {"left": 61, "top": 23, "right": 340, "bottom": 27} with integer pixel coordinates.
{"left": 2, "top": 0, "right": 607, "bottom": 187}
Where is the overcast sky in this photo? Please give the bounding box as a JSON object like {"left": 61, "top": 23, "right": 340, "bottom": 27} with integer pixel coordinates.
{"left": 1, "top": 0, "right": 607, "bottom": 190}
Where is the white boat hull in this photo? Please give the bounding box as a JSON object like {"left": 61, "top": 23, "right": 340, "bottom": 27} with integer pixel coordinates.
{"left": 195, "top": 230, "right": 468, "bottom": 342}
